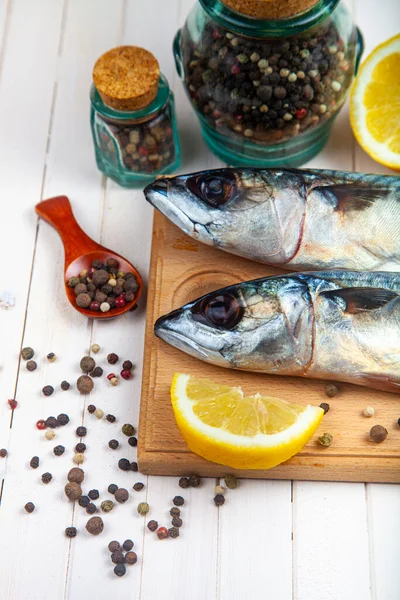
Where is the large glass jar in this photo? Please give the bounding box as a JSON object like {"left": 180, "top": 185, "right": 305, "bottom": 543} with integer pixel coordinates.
{"left": 173, "top": 0, "right": 363, "bottom": 167}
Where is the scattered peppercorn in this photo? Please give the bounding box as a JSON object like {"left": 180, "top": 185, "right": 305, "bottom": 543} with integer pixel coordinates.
{"left": 318, "top": 432, "right": 333, "bottom": 447}
{"left": 77, "top": 375, "right": 94, "bottom": 395}
{"left": 107, "top": 353, "right": 119, "bottom": 365}
{"left": 188, "top": 474, "right": 200, "bottom": 487}
{"left": 107, "top": 372, "right": 116, "bottom": 381}
{"left": 53, "top": 445, "right": 65, "bottom": 456}
{"left": 130, "top": 462, "right": 138, "bottom": 472}
{"left": 214, "top": 494, "right": 225, "bottom": 506}
{"left": 87, "top": 404, "right": 96, "bottom": 414}
{"left": 65, "top": 527, "right": 77, "bottom": 538}
{"left": 65, "top": 482, "right": 82, "bottom": 501}
{"left": 122, "top": 539, "right": 134, "bottom": 551}
{"left": 170, "top": 507, "right": 181, "bottom": 518}
{"left": 24, "top": 502, "right": 35, "bottom": 513}
{"left": 75, "top": 443, "right": 86, "bottom": 453}
{"left": 109, "top": 377, "right": 118, "bottom": 386}
{"left": 101, "top": 500, "right": 114, "bottom": 512}
{"left": 369, "top": 425, "right": 388, "bottom": 443}
{"left": 179, "top": 477, "right": 190, "bottom": 489}
{"left": 168, "top": 527, "right": 180, "bottom": 539}
{"left": 115, "top": 488, "right": 129, "bottom": 504}
{"left": 45, "top": 416, "right": 58, "bottom": 429}
{"left": 109, "top": 439, "right": 119, "bottom": 450}
{"left": 78, "top": 496, "right": 90, "bottom": 508}
{"left": 26, "top": 360, "right": 37, "bottom": 371}
{"left": 68, "top": 467, "right": 85, "bottom": 483}
{"left": 36, "top": 419, "right": 46, "bottom": 430}
{"left": 30, "top": 456, "right": 39, "bottom": 469}
{"left": 215, "top": 485, "right": 225, "bottom": 495}
{"left": 137, "top": 502, "right": 149, "bottom": 516}
{"left": 94, "top": 408, "right": 104, "bottom": 419}
{"left": 224, "top": 474, "right": 238, "bottom": 489}
{"left": 73, "top": 453, "right": 84, "bottom": 465}
{"left": 120, "top": 369, "right": 132, "bottom": 380}
{"left": 76, "top": 426, "right": 87, "bottom": 438}
{"left": 173, "top": 496, "right": 184, "bottom": 507}
{"left": 118, "top": 458, "right": 130, "bottom": 471}
{"left": 122, "top": 424, "right": 135, "bottom": 437}
{"left": 45, "top": 430, "right": 56, "bottom": 441}
{"left": 57, "top": 413, "right": 70, "bottom": 426}
{"left": 61, "top": 380, "right": 70, "bottom": 391}
{"left": 111, "top": 550, "right": 125, "bottom": 564}
{"left": 88, "top": 489, "right": 99, "bottom": 500}
{"left": 324, "top": 383, "right": 339, "bottom": 398}
{"left": 90, "top": 366, "right": 103, "bottom": 377}
{"left": 128, "top": 436, "right": 137, "bottom": 447}
{"left": 364, "top": 406, "right": 375, "bottom": 418}
{"left": 8, "top": 399, "right": 17, "bottom": 410}
{"left": 47, "top": 352, "right": 56, "bottom": 362}
{"left": 0, "top": 448, "right": 8, "bottom": 458}
{"left": 122, "top": 360, "right": 133, "bottom": 370}
{"left": 319, "top": 402, "right": 330, "bottom": 414}
{"left": 156, "top": 527, "right": 168, "bottom": 540}
{"left": 108, "top": 484, "right": 118, "bottom": 495}
{"left": 147, "top": 520, "right": 158, "bottom": 532}
{"left": 108, "top": 540, "right": 121, "bottom": 553}
{"left": 86, "top": 516, "right": 104, "bottom": 535}
{"left": 114, "top": 564, "right": 126, "bottom": 577}
{"left": 80, "top": 356, "right": 96, "bottom": 374}
{"left": 86, "top": 503, "right": 97, "bottom": 514}
{"left": 21, "top": 347, "right": 34, "bottom": 360}
{"left": 172, "top": 516, "right": 183, "bottom": 527}
{"left": 133, "top": 482, "right": 144, "bottom": 492}
{"left": 106, "top": 414, "right": 116, "bottom": 423}
{"left": 41, "top": 472, "right": 52, "bottom": 484}
{"left": 125, "top": 551, "right": 137, "bottom": 565}
{"left": 42, "top": 385, "right": 54, "bottom": 397}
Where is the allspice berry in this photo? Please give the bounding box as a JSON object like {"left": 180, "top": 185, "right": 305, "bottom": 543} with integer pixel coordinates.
{"left": 77, "top": 375, "right": 94, "bottom": 394}
{"left": 76, "top": 293, "right": 92, "bottom": 309}
{"left": 369, "top": 425, "right": 388, "bottom": 443}
{"left": 64, "top": 482, "right": 82, "bottom": 501}
{"left": 115, "top": 488, "right": 129, "bottom": 504}
{"left": 80, "top": 356, "right": 96, "bottom": 374}
{"left": 86, "top": 516, "right": 104, "bottom": 535}
{"left": 67, "top": 467, "right": 85, "bottom": 483}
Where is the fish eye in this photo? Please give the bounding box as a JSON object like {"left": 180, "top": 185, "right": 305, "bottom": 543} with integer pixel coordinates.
{"left": 186, "top": 170, "right": 237, "bottom": 207}
{"left": 192, "top": 292, "right": 243, "bottom": 330}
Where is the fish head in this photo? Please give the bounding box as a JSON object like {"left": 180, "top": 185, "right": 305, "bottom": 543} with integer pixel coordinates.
{"left": 154, "top": 276, "right": 313, "bottom": 373}
{"left": 144, "top": 169, "right": 306, "bottom": 264}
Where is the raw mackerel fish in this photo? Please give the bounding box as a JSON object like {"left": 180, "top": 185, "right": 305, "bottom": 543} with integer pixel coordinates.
{"left": 155, "top": 271, "right": 400, "bottom": 393}
{"left": 145, "top": 168, "right": 400, "bottom": 272}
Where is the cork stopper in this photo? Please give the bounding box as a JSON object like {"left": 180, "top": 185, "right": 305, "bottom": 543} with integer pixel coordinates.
{"left": 93, "top": 46, "right": 160, "bottom": 111}
{"left": 220, "top": 0, "right": 320, "bottom": 19}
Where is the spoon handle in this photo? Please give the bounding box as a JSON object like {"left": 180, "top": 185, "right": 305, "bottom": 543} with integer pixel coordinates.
{"left": 35, "top": 196, "right": 101, "bottom": 265}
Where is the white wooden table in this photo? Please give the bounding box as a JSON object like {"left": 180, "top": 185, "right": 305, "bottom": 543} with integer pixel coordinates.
{"left": 0, "top": 1, "right": 399, "bottom": 598}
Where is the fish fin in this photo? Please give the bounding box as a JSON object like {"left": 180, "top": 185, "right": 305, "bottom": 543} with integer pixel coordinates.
{"left": 358, "top": 373, "right": 400, "bottom": 393}
{"left": 315, "top": 185, "right": 389, "bottom": 212}
{"left": 321, "top": 287, "right": 398, "bottom": 314}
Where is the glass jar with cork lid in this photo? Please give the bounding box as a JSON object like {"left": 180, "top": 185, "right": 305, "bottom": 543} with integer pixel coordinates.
{"left": 173, "top": 0, "right": 363, "bottom": 167}
{"left": 90, "top": 46, "right": 180, "bottom": 187}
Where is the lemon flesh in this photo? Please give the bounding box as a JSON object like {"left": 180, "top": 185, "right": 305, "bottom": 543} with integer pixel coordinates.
{"left": 171, "top": 374, "right": 324, "bottom": 470}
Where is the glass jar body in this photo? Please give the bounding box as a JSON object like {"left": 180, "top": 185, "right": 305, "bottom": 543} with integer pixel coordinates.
{"left": 174, "top": 0, "right": 361, "bottom": 167}
{"left": 90, "top": 76, "right": 180, "bottom": 187}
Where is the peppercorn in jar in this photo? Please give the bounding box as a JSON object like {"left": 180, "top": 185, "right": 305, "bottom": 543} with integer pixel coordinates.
{"left": 173, "top": 0, "right": 363, "bottom": 167}
{"left": 90, "top": 46, "right": 180, "bottom": 187}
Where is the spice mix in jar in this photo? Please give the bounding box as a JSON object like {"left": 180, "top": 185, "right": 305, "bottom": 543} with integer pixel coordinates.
{"left": 91, "top": 46, "right": 180, "bottom": 187}
{"left": 173, "top": 0, "right": 363, "bottom": 167}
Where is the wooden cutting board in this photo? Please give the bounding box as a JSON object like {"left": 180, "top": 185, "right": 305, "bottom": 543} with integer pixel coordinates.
{"left": 138, "top": 211, "right": 400, "bottom": 483}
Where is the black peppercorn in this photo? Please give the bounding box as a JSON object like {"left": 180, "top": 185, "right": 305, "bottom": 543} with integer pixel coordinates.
{"left": 125, "top": 551, "right": 137, "bottom": 565}
{"left": 320, "top": 402, "right": 330, "bottom": 414}
{"left": 178, "top": 477, "right": 190, "bottom": 489}
{"left": 133, "top": 482, "right": 144, "bottom": 492}
{"left": 111, "top": 550, "right": 125, "bottom": 564}
{"left": 109, "top": 439, "right": 119, "bottom": 450}
{"left": 107, "top": 353, "right": 119, "bottom": 365}
{"left": 188, "top": 474, "right": 201, "bottom": 487}
{"left": 78, "top": 495, "right": 90, "bottom": 508}
{"left": 122, "top": 539, "right": 134, "bottom": 551}
{"left": 86, "top": 516, "right": 104, "bottom": 535}
{"left": 68, "top": 467, "right": 85, "bottom": 483}
{"left": 168, "top": 527, "right": 180, "bottom": 539}
{"left": 122, "top": 360, "right": 133, "bottom": 370}
{"left": 24, "top": 502, "right": 35, "bottom": 513}
{"left": 30, "top": 456, "right": 39, "bottom": 469}
{"left": 53, "top": 445, "right": 65, "bottom": 456}
{"left": 65, "top": 526, "right": 77, "bottom": 538}
{"left": 130, "top": 461, "right": 138, "bottom": 472}
{"left": 122, "top": 423, "right": 135, "bottom": 437}
{"left": 86, "top": 503, "right": 97, "bottom": 515}
{"left": 76, "top": 426, "right": 87, "bottom": 437}
{"left": 61, "top": 380, "right": 70, "bottom": 390}
{"left": 128, "top": 436, "right": 137, "bottom": 447}
{"left": 118, "top": 458, "right": 130, "bottom": 471}
{"left": 88, "top": 489, "right": 99, "bottom": 500}
{"left": 106, "top": 414, "right": 116, "bottom": 423}
{"left": 324, "top": 383, "right": 339, "bottom": 398}
{"left": 45, "top": 416, "right": 58, "bottom": 429}
{"left": 0, "top": 448, "right": 8, "bottom": 458}
{"left": 26, "top": 360, "right": 37, "bottom": 371}
{"left": 108, "top": 483, "right": 118, "bottom": 495}
{"left": 57, "top": 413, "right": 70, "bottom": 426}
{"left": 75, "top": 443, "right": 86, "bottom": 453}
{"left": 41, "top": 472, "right": 52, "bottom": 484}
{"left": 172, "top": 516, "right": 183, "bottom": 527}
{"left": 108, "top": 540, "right": 121, "bottom": 552}
{"left": 170, "top": 507, "right": 181, "bottom": 518}
{"left": 87, "top": 404, "right": 96, "bottom": 414}
{"left": 173, "top": 496, "right": 184, "bottom": 506}
{"left": 214, "top": 494, "right": 225, "bottom": 506}
{"left": 114, "top": 564, "right": 126, "bottom": 577}
{"left": 147, "top": 520, "right": 158, "bottom": 532}
{"left": 90, "top": 366, "right": 103, "bottom": 378}
{"left": 42, "top": 385, "right": 54, "bottom": 397}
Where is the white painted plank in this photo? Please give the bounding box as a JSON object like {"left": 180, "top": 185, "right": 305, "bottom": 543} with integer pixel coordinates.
{"left": 293, "top": 481, "right": 371, "bottom": 600}
{"left": 218, "top": 479, "right": 292, "bottom": 600}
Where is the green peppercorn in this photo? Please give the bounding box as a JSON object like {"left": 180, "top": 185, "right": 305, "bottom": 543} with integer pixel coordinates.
{"left": 80, "top": 356, "right": 96, "bottom": 374}
{"left": 21, "top": 347, "right": 34, "bottom": 360}
{"left": 369, "top": 425, "right": 388, "bottom": 443}
{"left": 108, "top": 540, "right": 121, "bottom": 552}
{"left": 86, "top": 516, "right": 104, "bottom": 535}
{"left": 122, "top": 423, "right": 135, "bottom": 437}
{"left": 318, "top": 432, "right": 333, "bottom": 447}
{"left": 65, "top": 527, "right": 77, "bottom": 538}
{"left": 224, "top": 474, "right": 238, "bottom": 489}
{"left": 137, "top": 502, "right": 150, "bottom": 516}
{"left": 26, "top": 360, "right": 37, "bottom": 371}
{"left": 214, "top": 494, "right": 225, "bottom": 506}
{"left": 77, "top": 375, "right": 94, "bottom": 394}
{"left": 101, "top": 500, "right": 114, "bottom": 513}
{"left": 168, "top": 527, "right": 180, "bottom": 539}
{"left": 24, "top": 502, "right": 35, "bottom": 513}
{"left": 173, "top": 496, "right": 184, "bottom": 507}
{"left": 67, "top": 277, "right": 79, "bottom": 288}
{"left": 147, "top": 520, "right": 158, "bottom": 532}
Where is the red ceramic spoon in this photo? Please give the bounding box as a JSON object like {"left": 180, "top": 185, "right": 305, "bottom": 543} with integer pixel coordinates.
{"left": 35, "top": 196, "right": 143, "bottom": 319}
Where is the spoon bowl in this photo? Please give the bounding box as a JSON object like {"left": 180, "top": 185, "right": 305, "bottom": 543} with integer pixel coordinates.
{"left": 36, "top": 196, "right": 143, "bottom": 319}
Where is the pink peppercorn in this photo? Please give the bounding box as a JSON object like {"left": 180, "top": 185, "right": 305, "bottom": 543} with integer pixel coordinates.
{"left": 115, "top": 296, "right": 126, "bottom": 308}
{"left": 212, "top": 29, "right": 220, "bottom": 39}
{"left": 90, "top": 301, "right": 100, "bottom": 311}
{"left": 8, "top": 399, "right": 17, "bottom": 410}
{"left": 36, "top": 419, "right": 47, "bottom": 430}
{"left": 156, "top": 527, "right": 168, "bottom": 540}
{"left": 120, "top": 369, "right": 132, "bottom": 380}
{"left": 107, "top": 373, "right": 116, "bottom": 381}
{"left": 295, "top": 108, "right": 307, "bottom": 119}
{"left": 231, "top": 64, "right": 240, "bottom": 75}
{"left": 138, "top": 146, "right": 149, "bottom": 157}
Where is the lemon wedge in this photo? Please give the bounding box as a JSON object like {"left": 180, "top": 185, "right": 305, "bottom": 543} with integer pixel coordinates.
{"left": 170, "top": 373, "right": 324, "bottom": 470}
{"left": 350, "top": 33, "right": 400, "bottom": 170}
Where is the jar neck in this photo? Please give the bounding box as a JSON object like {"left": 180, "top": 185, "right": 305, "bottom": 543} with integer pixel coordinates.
{"left": 198, "top": 0, "right": 340, "bottom": 37}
